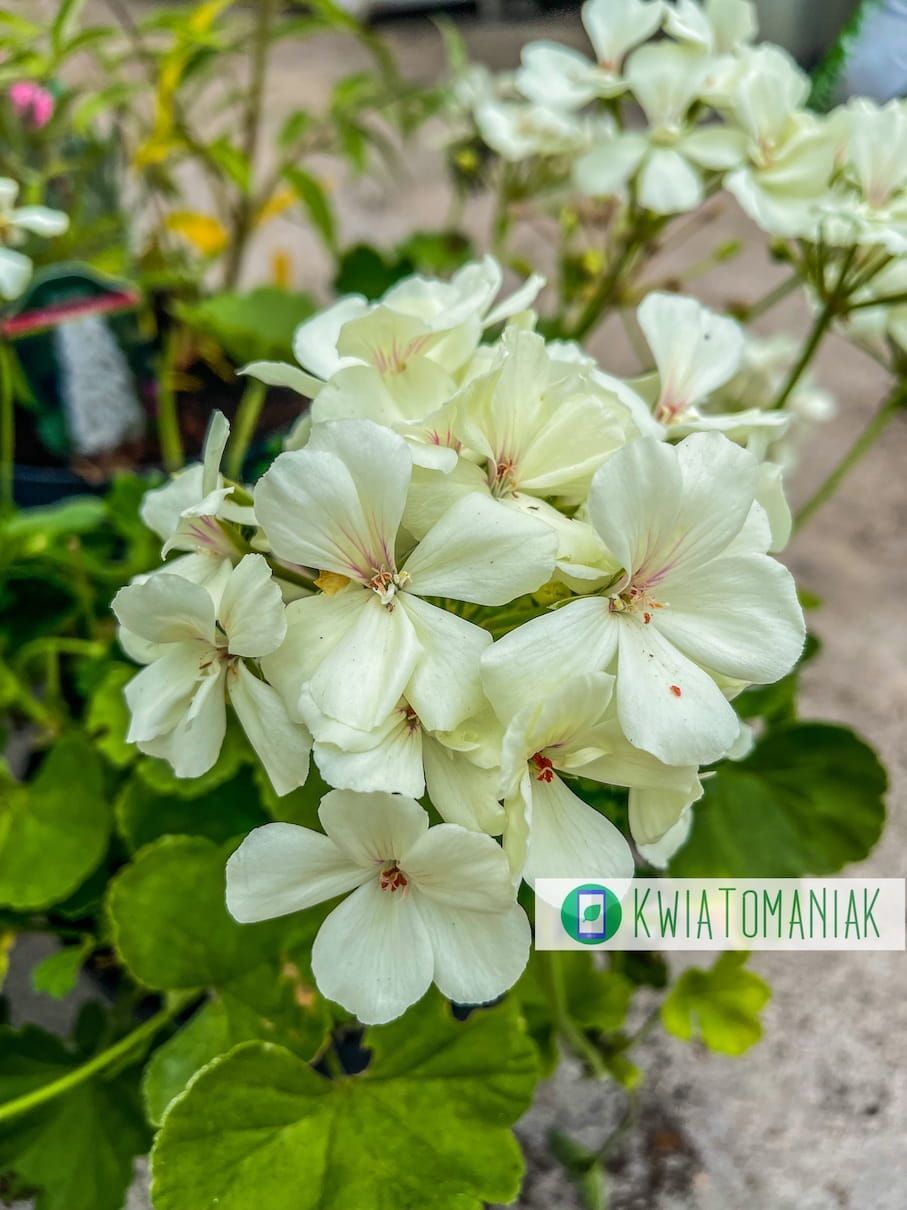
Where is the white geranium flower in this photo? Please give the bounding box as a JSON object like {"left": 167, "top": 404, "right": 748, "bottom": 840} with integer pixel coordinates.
{"left": 0, "top": 178, "right": 68, "bottom": 300}
{"left": 663, "top": 0, "right": 757, "bottom": 55}
{"left": 112, "top": 554, "right": 310, "bottom": 795}
{"left": 575, "top": 42, "right": 745, "bottom": 214}
{"left": 243, "top": 257, "right": 543, "bottom": 403}
{"left": 723, "top": 46, "right": 835, "bottom": 238}
{"left": 819, "top": 99, "right": 907, "bottom": 254}
{"left": 139, "top": 412, "right": 256, "bottom": 585}
{"left": 846, "top": 257, "right": 907, "bottom": 353}
{"left": 474, "top": 97, "right": 598, "bottom": 162}
{"left": 225, "top": 790, "right": 531, "bottom": 1024}
{"left": 515, "top": 0, "right": 665, "bottom": 109}
{"left": 480, "top": 434, "right": 804, "bottom": 767}
{"left": 254, "top": 419, "right": 558, "bottom": 734}
{"left": 300, "top": 695, "right": 506, "bottom": 836}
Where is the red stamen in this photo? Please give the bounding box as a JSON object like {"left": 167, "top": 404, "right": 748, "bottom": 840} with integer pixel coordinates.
{"left": 379, "top": 863, "right": 408, "bottom": 892}
{"left": 531, "top": 753, "right": 555, "bottom": 782}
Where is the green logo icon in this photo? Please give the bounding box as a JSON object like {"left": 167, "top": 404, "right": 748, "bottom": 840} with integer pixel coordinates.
{"left": 560, "top": 884, "right": 622, "bottom": 944}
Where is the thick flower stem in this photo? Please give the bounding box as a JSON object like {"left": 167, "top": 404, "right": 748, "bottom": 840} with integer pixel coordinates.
{"left": 0, "top": 993, "right": 196, "bottom": 1124}
{"left": 538, "top": 950, "right": 608, "bottom": 1078}
{"left": 794, "top": 382, "right": 907, "bottom": 532}
{"left": 0, "top": 341, "right": 16, "bottom": 513}
{"left": 225, "top": 377, "right": 267, "bottom": 480}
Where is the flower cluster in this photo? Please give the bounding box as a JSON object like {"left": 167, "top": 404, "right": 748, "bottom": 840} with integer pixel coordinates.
{"left": 457, "top": 0, "right": 907, "bottom": 254}
{"left": 115, "top": 255, "right": 805, "bottom": 1024}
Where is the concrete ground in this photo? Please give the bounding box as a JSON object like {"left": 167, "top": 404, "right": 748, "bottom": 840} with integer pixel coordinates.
{"left": 4, "top": 9, "right": 907, "bottom": 1210}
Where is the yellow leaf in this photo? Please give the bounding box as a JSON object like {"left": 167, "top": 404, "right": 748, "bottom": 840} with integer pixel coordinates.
{"left": 165, "top": 211, "right": 229, "bottom": 256}
{"left": 189, "top": 0, "right": 233, "bottom": 34}
{"left": 254, "top": 187, "right": 296, "bottom": 228}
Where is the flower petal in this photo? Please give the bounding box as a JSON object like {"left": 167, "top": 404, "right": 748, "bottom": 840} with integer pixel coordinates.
{"left": 403, "top": 823, "right": 517, "bottom": 911}
{"left": 219, "top": 554, "right": 286, "bottom": 658}
{"left": 229, "top": 661, "right": 312, "bottom": 796}
{"left": 637, "top": 147, "right": 703, "bottom": 214}
{"left": 399, "top": 594, "right": 491, "bottom": 733}
{"left": 637, "top": 292, "right": 744, "bottom": 414}
{"left": 521, "top": 772, "right": 635, "bottom": 884}
{"left": 415, "top": 895, "right": 530, "bottom": 1006}
{"left": 404, "top": 493, "right": 557, "bottom": 606}
{"left": 226, "top": 822, "right": 365, "bottom": 922}
{"left": 113, "top": 573, "right": 216, "bottom": 646}
{"left": 312, "top": 881, "right": 434, "bottom": 1024}
{"left": 292, "top": 295, "right": 369, "bottom": 379}
{"left": 124, "top": 645, "right": 201, "bottom": 742}
{"left": 139, "top": 665, "right": 227, "bottom": 778}
{"left": 574, "top": 133, "right": 647, "bottom": 197}
{"left": 422, "top": 736, "right": 506, "bottom": 834}
{"left": 0, "top": 246, "right": 33, "bottom": 300}
{"left": 318, "top": 788, "right": 429, "bottom": 866}
{"left": 314, "top": 708, "right": 425, "bottom": 800}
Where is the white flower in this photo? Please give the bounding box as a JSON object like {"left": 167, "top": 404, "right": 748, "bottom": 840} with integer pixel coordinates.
{"left": 846, "top": 257, "right": 907, "bottom": 353}
{"left": 474, "top": 98, "right": 598, "bottom": 162}
{"left": 515, "top": 0, "right": 665, "bottom": 109}
{"left": 243, "top": 257, "right": 543, "bottom": 408}
{"left": 723, "top": 46, "right": 835, "bottom": 238}
{"left": 113, "top": 554, "right": 310, "bottom": 795}
{"left": 575, "top": 42, "right": 745, "bottom": 214}
{"left": 139, "top": 411, "right": 259, "bottom": 587}
{"left": 663, "top": 0, "right": 757, "bottom": 56}
{"left": 0, "top": 178, "right": 68, "bottom": 300}
{"left": 480, "top": 434, "right": 804, "bottom": 767}
{"left": 225, "top": 789, "right": 531, "bottom": 1024}
{"left": 300, "top": 696, "right": 506, "bottom": 836}
{"left": 254, "top": 419, "right": 558, "bottom": 734}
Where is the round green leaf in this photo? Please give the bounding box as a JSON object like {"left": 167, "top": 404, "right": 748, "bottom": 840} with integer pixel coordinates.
{"left": 0, "top": 733, "right": 110, "bottom": 910}
{"left": 670, "top": 722, "right": 887, "bottom": 877}
{"left": 151, "top": 995, "right": 539, "bottom": 1210}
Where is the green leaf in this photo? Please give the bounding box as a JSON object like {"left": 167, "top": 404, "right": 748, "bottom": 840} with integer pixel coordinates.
{"left": 283, "top": 166, "right": 337, "bottom": 252}
{"left": 661, "top": 952, "right": 770, "bottom": 1055}
{"left": 135, "top": 722, "right": 249, "bottom": 799}
{"left": 0, "top": 1025, "right": 148, "bottom": 1210}
{"left": 30, "top": 939, "right": 93, "bottom": 999}
{"left": 2, "top": 497, "right": 107, "bottom": 546}
{"left": 0, "top": 734, "right": 110, "bottom": 911}
{"left": 107, "top": 835, "right": 286, "bottom": 990}
{"left": 151, "top": 994, "right": 538, "bottom": 1210}
{"left": 143, "top": 949, "right": 329, "bottom": 1125}
{"left": 85, "top": 663, "right": 136, "bottom": 769}
{"left": 116, "top": 766, "right": 269, "bottom": 852}
{"left": 332, "top": 242, "right": 413, "bottom": 300}
{"left": 670, "top": 722, "right": 887, "bottom": 877}
{"left": 173, "top": 286, "right": 316, "bottom": 367}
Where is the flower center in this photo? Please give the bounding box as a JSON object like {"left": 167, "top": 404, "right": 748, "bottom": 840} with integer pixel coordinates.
{"left": 379, "top": 862, "right": 408, "bottom": 893}
{"left": 488, "top": 455, "right": 518, "bottom": 497}
{"left": 609, "top": 583, "right": 663, "bottom": 624}
{"left": 368, "top": 566, "right": 410, "bottom": 609}
{"left": 531, "top": 752, "right": 555, "bottom": 782}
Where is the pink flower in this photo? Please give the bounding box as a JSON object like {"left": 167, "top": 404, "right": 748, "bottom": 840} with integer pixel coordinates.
{"left": 9, "top": 82, "right": 54, "bottom": 129}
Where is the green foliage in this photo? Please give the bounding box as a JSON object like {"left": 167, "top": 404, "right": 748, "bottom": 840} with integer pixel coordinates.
{"left": 116, "top": 765, "right": 269, "bottom": 852}
{"left": 0, "top": 1024, "right": 149, "bottom": 1210}
{"left": 30, "top": 938, "right": 93, "bottom": 999}
{"left": 150, "top": 994, "right": 538, "bottom": 1210}
{"left": 0, "top": 734, "right": 110, "bottom": 911}
{"left": 661, "top": 953, "right": 771, "bottom": 1055}
{"left": 670, "top": 722, "right": 887, "bottom": 877}
{"left": 173, "top": 287, "right": 316, "bottom": 367}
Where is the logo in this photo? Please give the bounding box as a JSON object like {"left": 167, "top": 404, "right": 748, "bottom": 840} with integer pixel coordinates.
{"left": 560, "top": 882, "right": 622, "bottom": 944}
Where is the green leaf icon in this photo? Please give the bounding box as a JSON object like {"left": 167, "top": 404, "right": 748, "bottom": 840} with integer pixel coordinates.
{"left": 583, "top": 903, "right": 602, "bottom": 923}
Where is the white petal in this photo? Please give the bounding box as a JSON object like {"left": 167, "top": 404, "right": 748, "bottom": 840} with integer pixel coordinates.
{"left": 219, "top": 554, "right": 286, "bottom": 658}
{"left": 398, "top": 594, "right": 491, "bottom": 733}
{"left": 240, "top": 360, "right": 322, "bottom": 397}
{"left": 481, "top": 597, "right": 618, "bottom": 723}
{"left": 626, "top": 42, "right": 704, "bottom": 127}
{"left": 306, "top": 590, "right": 421, "bottom": 731}
{"left": 655, "top": 552, "right": 805, "bottom": 683}
{"left": 415, "top": 895, "right": 530, "bottom": 1006}
{"left": 636, "top": 806, "right": 693, "bottom": 868}
{"left": 402, "top": 823, "right": 517, "bottom": 911}
{"left": 123, "top": 645, "right": 201, "bottom": 742}
{"left": 638, "top": 293, "right": 743, "bottom": 415}
{"left": 404, "top": 494, "right": 557, "bottom": 606}
{"left": 574, "top": 133, "right": 647, "bottom": 196}
{"left": 201, "top": 411, "right": 229, "bottom": 496}
{"left": 521, "top": 772, "right": 634, "bottom": 884}
{"left": 11, "top": 204, "right": 68, "bottom": 237}
{"left": 484, "top": 271, "right": 545, "bottom": 326}
{"left": 292, "top": 295, "right": 369, "bottom": 379}
{"left": 681, "top": 125, "right": 748, "bottom": 170}
{"left": 140, "top": 665, "right": 227, "bottom": 778}
{"left": 312, "top": 881, "right": 434, "bottom": 1024}
{"left": 0, "top": 246, "right": 32, "bottom": 299}
{"left": 314, "top": 708, "right": 425, "bottom": 799}
{"left": 637, "top": 148, "right": 703, "bottom": 215}
{"left": 318, "top": 788, "right": 429, "bottom": 866}
{"left": 229, "top": 662, "right": 312, "bottom": 796}
{"left": 583, "top": 0, "right": 665, "bottom": 66}
{"left": 615, "top": 617, "right": 740, "bottom": 765}
{"left": 261, "top": 591, "right": 366, "bottom": 719}
{"left": 422, "top": 736, "right": 506, "bottom": 834}
{"left": 629, "top": 778, "right": 702, "bottom": 846}
{"left": 516, "top": 42, "right": 601, "bottom": 110}
{"left": 226, "top": 822, "right": 366, "bottom": 922}
{"left": 140, "top": 465, "right": 204, "bottom": 542}
{"left": 112, "top": 573, "right": 215, "bottom": 646}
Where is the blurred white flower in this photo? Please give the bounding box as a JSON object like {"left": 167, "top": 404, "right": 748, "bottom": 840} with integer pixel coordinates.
{"left": 0, "top": 177, "right": 68, "bottom": 300}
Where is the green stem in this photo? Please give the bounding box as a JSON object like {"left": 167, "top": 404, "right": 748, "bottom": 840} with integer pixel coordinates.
{"left": 847, "top": 288, "right": 907, "bottom": 311}
{"left": 770, "top": 300, "right": 836, "bottom": 411}
{"left": 157, "top": 328, "right": 184, "bottom": 473}
{"left": 794, "top": 381, "right": 907, "bottom": 531}
{"left": 736, "top": 273, "right": 800, "bottom": 322}
{"left": 538, "top": 951, "right": 608, "bottom": 1078}
{"left": 0, "top": 341, "right": 16, "bottom": 513}
{"left": 0, "top": 993, "right": 195, "bottom": 1124}
{"left": 567, "top": 235, "right": 639, "bottom": 343}
{"left": 224, "top": 378, "right": 267, "bottom": 480}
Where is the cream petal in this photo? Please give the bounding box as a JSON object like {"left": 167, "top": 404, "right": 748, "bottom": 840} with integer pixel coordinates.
{"left": 228, "top": 661, "right": 312, "bottom": 797}
{"left": 226, "top": 822, "right": 366, "bottom": 922}
{"left": 402, "top": 823, "right": 517, "bottom": 911}
{"left": 292, "top": 295, "right": 369, "bottom": 379}
{"left": 112, "top": 573, "right": 216, "bottom": 646}
{"left": 219, "top": 554, "right": 286, "bottom": 658}
{"left": 422, "top": 735, "right": 506, "bottom": 834}
{"left": 398, "top": 594, "right": 491, "bottom": 733}
{"left": 637, "top": 292, "right": 744, "bottom": 414}
{"left": 521, "top": 772, "right": 635, "bottom": 885}
{"left": 415, "top": 894, "right": 530, "bottom": 1006}
{"left": 124, "top": 645, "right": 202, "bottom": 742}
{"left": 314, "top": 708, "right": 425, "bottom": 799}
{"left": 318, "top": 788, "right": 429, "bottom": 866}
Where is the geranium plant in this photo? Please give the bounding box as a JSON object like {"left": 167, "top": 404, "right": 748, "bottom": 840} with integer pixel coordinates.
{"left": 0, "top": 3, "right": 897, "bottom": 1209}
